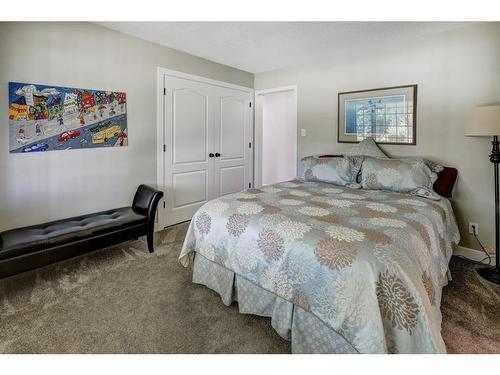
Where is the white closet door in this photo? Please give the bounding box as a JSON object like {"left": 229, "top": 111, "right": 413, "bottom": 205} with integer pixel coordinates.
{"left": 164, "top": 76, "right": 215, "bottom": 226}
{"left": 213, "top": 87, "right": 253, "bottom": 196}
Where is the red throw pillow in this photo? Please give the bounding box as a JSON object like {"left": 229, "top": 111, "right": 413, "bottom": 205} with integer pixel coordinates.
{"left": 433, "top": 167, "right": 458, "bottom": 198}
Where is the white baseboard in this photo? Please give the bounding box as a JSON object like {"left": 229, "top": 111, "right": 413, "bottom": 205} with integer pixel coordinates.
{"left": 454, "top": 245, "right": 496, "bottom": 265}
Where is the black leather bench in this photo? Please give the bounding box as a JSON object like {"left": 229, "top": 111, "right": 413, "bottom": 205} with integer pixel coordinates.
{"left": 0, "top": 185, "right": 163, "bottom": 279}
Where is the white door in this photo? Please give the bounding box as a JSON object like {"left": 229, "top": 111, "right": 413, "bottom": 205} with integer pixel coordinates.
{"left": 162, "top": 73, "right": 253, "bottom": 226}
{"left": 164, "top": 76, "right": 216, "bottom": 226}
{"left": 255, "top": 87, "right": 297, "bottom": 187}
{"left": 214, "top": 87, "right": 253, "bottom": 197}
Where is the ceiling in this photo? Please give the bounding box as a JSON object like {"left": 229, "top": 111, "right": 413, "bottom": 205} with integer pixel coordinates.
{"left": 96, "top": 22, "right": 471, "bottom": 73}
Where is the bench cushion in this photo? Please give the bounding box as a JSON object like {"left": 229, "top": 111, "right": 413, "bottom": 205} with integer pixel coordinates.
{"left": 0, "top": 207, "right": 146, "bottom": 261}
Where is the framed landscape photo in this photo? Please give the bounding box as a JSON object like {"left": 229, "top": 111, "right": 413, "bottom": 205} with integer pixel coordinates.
{"left": 338, "top": 84, "right": 417, "bottom": 145}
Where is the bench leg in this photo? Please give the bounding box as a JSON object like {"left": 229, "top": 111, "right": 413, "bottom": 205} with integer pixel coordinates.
{"left": 147, "top": 231, "right": 155, "bottom": 253}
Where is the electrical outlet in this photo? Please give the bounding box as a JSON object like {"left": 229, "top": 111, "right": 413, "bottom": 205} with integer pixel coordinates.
{"left": 468, "top": 222, "right": 479, "bottom": 235}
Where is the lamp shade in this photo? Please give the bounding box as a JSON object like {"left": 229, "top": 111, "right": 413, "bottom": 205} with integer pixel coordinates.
{"left": 465, "top": 105, "right": 500, "bottom": 137}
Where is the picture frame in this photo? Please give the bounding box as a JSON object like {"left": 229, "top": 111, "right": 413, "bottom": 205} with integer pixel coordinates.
{"left": 337, "top": 84, "right": 417, "bottom": 145}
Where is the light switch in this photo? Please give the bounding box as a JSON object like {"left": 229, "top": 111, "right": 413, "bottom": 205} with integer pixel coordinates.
{"left": 301, "top": 128, "right": 306, "bottom": 137}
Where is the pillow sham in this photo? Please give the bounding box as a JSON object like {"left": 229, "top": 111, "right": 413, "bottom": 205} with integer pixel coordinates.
{"left": 343, "top": 137, "right": 388, "bottom": 158}
{"left": 360, "top": 157, "right": 440, "bottom": 200}
{"left": 299, "top": 155, "right": 362, "bottom": 186}
{"left": 381, "top": 156, "right": 457, "bottom": 197}
{"left": 401, "top": 157, "right": 445, "bottom": 173}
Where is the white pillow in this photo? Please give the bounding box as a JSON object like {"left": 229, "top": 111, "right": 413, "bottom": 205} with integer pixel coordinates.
{"left": 344, "top": 137, "right": 387, "bottom": 158}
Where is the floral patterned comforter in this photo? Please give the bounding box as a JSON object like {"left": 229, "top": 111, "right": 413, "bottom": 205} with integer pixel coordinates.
{"left": 179, "top": 180, "right": 460, "bottom": 353}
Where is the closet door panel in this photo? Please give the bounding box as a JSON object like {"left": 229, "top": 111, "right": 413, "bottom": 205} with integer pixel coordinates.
{"left": 172, "top": 170, "right": 208, "bottom": 207}
{"left": 219, "top": 166, "right": 246, "bottom": 196}
{"left": 220, "top": 97, "right": 245, "bottom": 160}
{"left": 164, "top": 76, "right": 215, "bottom": 226}
{"left": 173, "top": 90, "right": 208, "bottom": 164}
{"left": 214, "top": 88, "right": 252, "bottom": 197}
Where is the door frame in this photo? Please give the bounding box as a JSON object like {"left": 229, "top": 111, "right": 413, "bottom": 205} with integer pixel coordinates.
{"left": 156, "top": 67, "right": 254, "bottom": 230}
{"left": 254, "top": 85, "right": 298, "bottom": 188}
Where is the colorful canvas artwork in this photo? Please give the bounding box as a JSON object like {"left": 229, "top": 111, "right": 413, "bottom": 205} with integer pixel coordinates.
{"left": 8, "top": 82, "right": 128, "bottom": 153}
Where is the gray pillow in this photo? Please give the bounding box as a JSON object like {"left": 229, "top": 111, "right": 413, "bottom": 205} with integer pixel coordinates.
{"left": 299, "top": 155, "right": 363, "bottom": 187}
{"left": 360, "top": 157, "right": 440, "bottom": 200}
{"left": 343, "top": 137, "right": 387, "bottom": 158}
{"left": 400, "top": 157, "right": 445, "bottom": 173}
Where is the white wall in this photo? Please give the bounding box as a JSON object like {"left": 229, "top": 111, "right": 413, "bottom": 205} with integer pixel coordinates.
{"left": 262, "top": 90, "right": 297, "bottom": 185}
{"left": 255, "top": 23, "right": 500, "bottom": 250}
{"left": 0, "top": 22, "right": 253, "bottom": 231}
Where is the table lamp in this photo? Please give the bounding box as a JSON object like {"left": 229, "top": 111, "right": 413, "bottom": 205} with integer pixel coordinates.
{"left": 465, "top": 105, "right": 500, "bottom": 284}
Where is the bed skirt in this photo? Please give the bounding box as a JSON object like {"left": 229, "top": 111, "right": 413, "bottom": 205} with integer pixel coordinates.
{"left": 192, "top": 252, "right": 358, "bottom": 354}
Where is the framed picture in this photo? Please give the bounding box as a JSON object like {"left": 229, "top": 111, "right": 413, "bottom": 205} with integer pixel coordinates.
{"left": 338, "top": 84, "right": 417, "bottom": 145}
{"left": 8, "top": 81, "right": 128, "bottom": 153}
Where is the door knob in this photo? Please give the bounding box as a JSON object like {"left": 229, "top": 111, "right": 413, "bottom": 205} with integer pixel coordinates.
{"left": 209, "top": 153, "right": 215, "bottom": 158}
{"left": 215, "top": 153, "right": 221, "bottom": 157}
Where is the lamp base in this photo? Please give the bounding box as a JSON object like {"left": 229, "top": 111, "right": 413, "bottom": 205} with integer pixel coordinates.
{"left": 477, "top": 267, "right": 500, "bottom": 285}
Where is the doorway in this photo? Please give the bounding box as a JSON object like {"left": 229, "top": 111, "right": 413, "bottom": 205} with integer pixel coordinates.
{"left": 255, "top": 86, "right": 297, "bottom": 187}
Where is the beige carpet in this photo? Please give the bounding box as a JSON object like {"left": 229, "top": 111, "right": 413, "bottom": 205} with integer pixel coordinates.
{"left": 0, "top": 222, "right": 498, "bottom": 354}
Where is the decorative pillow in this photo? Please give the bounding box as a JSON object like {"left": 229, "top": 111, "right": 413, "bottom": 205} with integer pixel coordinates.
{"left": 360, "top": 157, "right": 440, "bottom": 200}
{"left": 299, "top": 155, "right": 363, "bottom": 187}
{"left": 343, "top": 137, "right": 388, "bottom": 158}
{"left": 401, "top": 157, "right": 445, "bottom": 173}
{"left": 433, "top": 167, "right": 458, "bottom": 198}
{"left": 424, "top": 159, "right": 445, "bottom": 174}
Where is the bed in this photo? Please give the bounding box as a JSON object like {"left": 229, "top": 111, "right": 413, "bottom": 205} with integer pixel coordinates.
{"left": 179, "top": 179, "right": 460, "bottom": 353}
